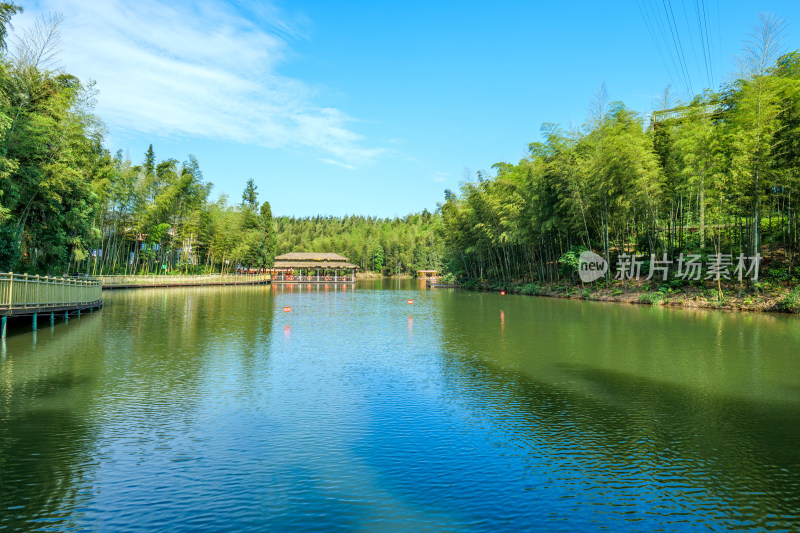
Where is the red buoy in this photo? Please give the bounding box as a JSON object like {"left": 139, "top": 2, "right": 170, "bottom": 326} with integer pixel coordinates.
{"left": 500, "top": 291, "right": 506, "bottom": 295}
{"left": 283, "top": 306, "right": 291, "bottom": 312}
{"left": 407, "top": 299, "right": 414, "bottom": 304}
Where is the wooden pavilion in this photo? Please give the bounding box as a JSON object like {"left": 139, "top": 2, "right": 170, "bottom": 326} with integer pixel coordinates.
{"left": 271, "top": 252, "right": 358, "bottom": 284}
{"left": 416, "top": 269, "right": 437, "bottom": 281}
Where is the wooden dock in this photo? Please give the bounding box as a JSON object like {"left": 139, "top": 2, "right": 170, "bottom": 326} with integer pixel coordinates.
{"left": 1, "top": 273, "right": 103, "bottom": 337}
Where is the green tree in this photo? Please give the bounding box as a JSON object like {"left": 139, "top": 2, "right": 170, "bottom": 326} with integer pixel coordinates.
{"left": 242, "top": 178, "right": 258, "bottom": 211}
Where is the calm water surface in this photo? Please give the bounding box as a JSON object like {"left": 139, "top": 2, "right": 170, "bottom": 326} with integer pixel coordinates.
{"left": 1, "top": 280, "right": 799, "bottom": 531}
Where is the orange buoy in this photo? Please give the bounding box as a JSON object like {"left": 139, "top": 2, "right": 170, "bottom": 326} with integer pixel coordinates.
{"left": 407, "top": 299, "right": 414, "bottom": 304}
{"left": 283, "top": 306, "right": 291, "bottom": 312}
{"left": 500, "top": 291, "right": 506, "bottom": 295}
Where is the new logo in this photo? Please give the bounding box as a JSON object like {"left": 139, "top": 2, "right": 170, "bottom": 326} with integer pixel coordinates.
{"left": 578, "top": 251, "right": 608, "bottom": 283}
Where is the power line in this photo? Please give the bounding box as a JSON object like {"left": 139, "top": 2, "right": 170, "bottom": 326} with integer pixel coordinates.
{"left": 636, "top": 0, "right": 677, "bottom": 90}
{"left": 646, "top": 0, "right": 684, "bottom": 90}
{"left": 662, "top": 0, "right": 694, "bottom": 95}
{"left": 637, "top": 0, "right": 723, "bottom": 96}
{"left": 716, "top": 0, "right": 723, "bottom": 85}
{"left": 693, "top": 0, "right": 712, "bottom": 89}
{"left": 680, "top": 0, "right": 703, "bottom": 87}
{"left": 701, "top": 0, "right": 716, "bottom": 88}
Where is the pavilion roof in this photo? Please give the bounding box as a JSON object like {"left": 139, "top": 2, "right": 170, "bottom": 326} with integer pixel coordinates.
{"left": 274, "top": 252, "right": 349, "bottom": 262}
{"left": 273, "top": 261, "right": 358, "bottom": 269}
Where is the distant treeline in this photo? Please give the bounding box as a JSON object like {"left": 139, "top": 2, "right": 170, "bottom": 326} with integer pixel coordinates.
{"left": 275, "top": 212, "right": 443, "bottom": 274}
{"left": 439, "top": 17, "right": 800, "bottom": 286}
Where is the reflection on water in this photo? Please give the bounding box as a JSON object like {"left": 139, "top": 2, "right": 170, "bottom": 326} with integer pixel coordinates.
{"left": 0, "top": 282, "right": 798, "bottom": 531}
{"left": 435, "top": 291, "right": 800, "bottom": 530}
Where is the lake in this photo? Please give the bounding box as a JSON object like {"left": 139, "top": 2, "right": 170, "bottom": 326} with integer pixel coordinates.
{"left": 1, "top": 280, "right": 799, "bottom": 531}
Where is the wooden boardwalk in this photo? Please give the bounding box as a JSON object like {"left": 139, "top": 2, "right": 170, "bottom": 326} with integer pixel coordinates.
{"left": 1, "top": 273, "right": 102, "bottom": 337}
{"left": 99, "top": 273, "right": 270, "bottom": 289}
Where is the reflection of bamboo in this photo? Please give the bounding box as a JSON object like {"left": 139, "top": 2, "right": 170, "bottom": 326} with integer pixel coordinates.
{"left": 439, "top": 304, "right": 800, "bottom": 520}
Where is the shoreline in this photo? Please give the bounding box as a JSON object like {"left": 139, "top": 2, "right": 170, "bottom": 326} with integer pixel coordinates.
{"left": 457, "top": 280, "right": 800, "bottom": 315}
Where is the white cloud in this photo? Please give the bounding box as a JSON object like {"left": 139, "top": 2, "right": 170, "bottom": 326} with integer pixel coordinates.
{"left": 17, "top": 0, "right": 383, "bottom": 168}
{"left": 319, "top": 158, "right": 356, "bottom": 171}
{"left": 431, "top": 171, "right": 449, "bottom": 183}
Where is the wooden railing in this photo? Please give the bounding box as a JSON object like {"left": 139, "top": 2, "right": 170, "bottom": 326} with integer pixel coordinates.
{"left": 0, "top": 273, "right": 102, "bottom": 311}
{"left": 99, "top": 273, "right": 270, "bottom": 287}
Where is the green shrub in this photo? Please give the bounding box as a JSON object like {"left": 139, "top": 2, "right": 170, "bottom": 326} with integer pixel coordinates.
{"left": 778, "top": 287, "right": 800, "bottom": 313}
{"left": 668, "top": 278, "right": 685, "bottom": 289}
{"left": 768, "top": 268, "right": 789, "bottom": 281}
{"left": 639, "top": 292, "right": 664, "bottom": 305}
{"left": 558, "top": 246, "right": 588, "bottom": 279}
{"left": 520, "top": 283, "right": 542, "bottom": 295}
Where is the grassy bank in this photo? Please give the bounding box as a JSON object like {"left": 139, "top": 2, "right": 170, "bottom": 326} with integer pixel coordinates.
{"left": 458, "top": 278, "right": 800, "bottom": 315}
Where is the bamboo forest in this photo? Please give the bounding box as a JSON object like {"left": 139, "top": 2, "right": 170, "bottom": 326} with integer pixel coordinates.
{"left": 2, "top": 4, "right": 800, "bottom": 302}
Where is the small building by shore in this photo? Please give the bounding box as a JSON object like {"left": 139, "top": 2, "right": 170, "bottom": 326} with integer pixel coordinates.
{"left": 271, "top": 252, "right": 358, "bottom": 283}
{"left": 416, "top": 270, "right": 437, "bottom": 281}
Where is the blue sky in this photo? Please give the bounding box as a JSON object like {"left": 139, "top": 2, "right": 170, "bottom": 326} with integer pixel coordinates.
{"left": 15, "top": 0, "right": 800, "bottom": 217}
